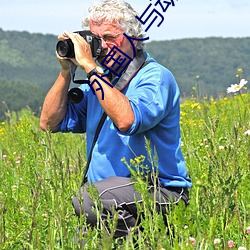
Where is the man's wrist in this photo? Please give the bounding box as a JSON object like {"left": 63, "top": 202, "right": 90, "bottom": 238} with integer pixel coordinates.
{"left": 87, "top": 66, "right": 105, "bottom": 80}
{"left": 85, "top": 63, "right": 97, "bottom": 75}
{"left": 60, "top": 68, "right": 71, "bottom": 79}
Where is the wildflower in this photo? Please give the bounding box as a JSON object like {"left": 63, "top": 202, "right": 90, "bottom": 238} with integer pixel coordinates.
{"left": 214, "top": 238, "right": 221, "bottom": 244}
{"left": 189, "top": 237, "right": 196, "bottom": 246}
{"left": 228, "top": 240, "right": 235, "bottom": 248}
{"left": 219, "top": 145, "right": 224, "bottom": 150}
{"left": 130, "top": 159, "right": 135, "bottom": 165}
{"left": 244, "top": 130, "right": 250, "bottom": 136}
{"left": 227, "top": 79, "right": 248, "bottom": 93}
{"left": 246, "top": 226, "right": 250, "bottom": 235}
{"left": 42, "top": 213, "right": 48, "bottom": 221}
{"left": 237, "top": 67, "right": 243, "bottom": 73}
{"left": 135, "top": 156, "right": 142, "bottom": 164}
{"left": 12, "top": 185, "right": 18, "bottom": 192}
{"left": 238, "top": 247, "right": 246, "bottom": 250}
{"left": 196, "top": 180, "right": 202, "bottom": 185}
{"left": 191, "top": 103, "right": 201, "bottom": 109}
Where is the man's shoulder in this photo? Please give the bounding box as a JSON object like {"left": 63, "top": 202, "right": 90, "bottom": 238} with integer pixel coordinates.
{"left": 140, "top": 54, "right": 175, "bottom": 81}
{"left": 145, "top": 51, "right": 172, "bottom": 71}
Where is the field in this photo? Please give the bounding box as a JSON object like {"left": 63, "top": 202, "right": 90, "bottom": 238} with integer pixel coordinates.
{"left": 0, "top": 91, "right": 249, "bottom": 249}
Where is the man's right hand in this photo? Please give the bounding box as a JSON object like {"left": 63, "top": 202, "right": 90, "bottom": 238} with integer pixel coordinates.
{"left": 56, "top": 33, "right": 79, "bottom": 71}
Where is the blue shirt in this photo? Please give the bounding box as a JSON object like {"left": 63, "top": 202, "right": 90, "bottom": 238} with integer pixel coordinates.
{"left": 58, "top": 53, "right": 192, "bottom": 188}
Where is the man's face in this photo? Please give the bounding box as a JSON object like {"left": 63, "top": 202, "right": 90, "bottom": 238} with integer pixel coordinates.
{"left": 89, "top": 19, "right": 135, "bottom": 73}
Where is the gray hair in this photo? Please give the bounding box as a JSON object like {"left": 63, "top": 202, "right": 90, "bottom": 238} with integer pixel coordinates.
{"left": 82, "top": 0, "right": 145, "bottom": 49}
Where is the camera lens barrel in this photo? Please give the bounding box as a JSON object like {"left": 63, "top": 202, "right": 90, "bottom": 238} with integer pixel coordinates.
{"left": 68, "top": 88, "right": 84, "bottom": 103}
{"left": 55, "top": 30, "right": 102, "bottom": 59}
{"left": 56, "top": 39, "right": 75, "bottom": 58}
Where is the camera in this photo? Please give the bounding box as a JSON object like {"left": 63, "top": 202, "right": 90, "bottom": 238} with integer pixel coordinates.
{"left": 56, "top": 30, "right": 103, "bottom": 58}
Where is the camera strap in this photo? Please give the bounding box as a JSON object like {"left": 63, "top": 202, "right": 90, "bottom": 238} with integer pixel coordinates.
{"left": 81, "top": 50, "right": 150, "bottom": 186}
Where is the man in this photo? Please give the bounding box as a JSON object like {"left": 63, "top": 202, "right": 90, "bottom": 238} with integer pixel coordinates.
{"left": 40, "top": 0, "right": 192, "bottom": 242}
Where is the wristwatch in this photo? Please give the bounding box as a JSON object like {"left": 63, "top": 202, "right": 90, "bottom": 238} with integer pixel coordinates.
{"left": 87, "top": 66, "right": 104, "bottom": 80}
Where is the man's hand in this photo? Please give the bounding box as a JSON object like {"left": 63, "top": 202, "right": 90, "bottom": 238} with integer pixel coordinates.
{"left": 56, "top": 33, "right": 79, "bottom": 71}
{"left": 62, "top": 31, "right": 96, "bottom": 73}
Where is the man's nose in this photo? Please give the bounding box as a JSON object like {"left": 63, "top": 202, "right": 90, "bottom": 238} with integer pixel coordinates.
{"left": 101, "top": 39, "right": 108, "bottom": 49}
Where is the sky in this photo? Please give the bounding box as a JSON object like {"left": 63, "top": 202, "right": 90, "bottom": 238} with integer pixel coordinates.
{"left": 0, "top": 0, "right": 250, "bottom": 41}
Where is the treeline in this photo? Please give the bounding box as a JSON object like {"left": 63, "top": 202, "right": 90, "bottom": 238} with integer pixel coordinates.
{"left": 0, "top": 28, "right": 249, "bottom": 120}
{"left": 0, "top": 80, "right": 46, "bottom": 120}
{"left": 146, "top": 37, "right": 250, "bottom": 97}
{"left": 0, "top": 29, "right": 60, "bottom": 120}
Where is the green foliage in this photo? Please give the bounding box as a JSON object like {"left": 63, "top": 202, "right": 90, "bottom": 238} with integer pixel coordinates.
{"left": 0, "top": 29, "right": 61, "bottom": 121}
{"left": 0, "top": 29, "right": 60, "bottom": 118}
{"left": 145, "top": 37, "right": 250, "bottom": 98}
{"left": 0, "top": 28, "right": 60, "bottom": 89}
{"left": 0, "top": 93, "right": 249, "bottom": 249}
{"left": 0, "top": 79, "right": 46, "bottom": 121}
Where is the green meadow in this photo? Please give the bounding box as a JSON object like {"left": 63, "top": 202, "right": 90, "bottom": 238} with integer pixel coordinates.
{"left": 0, "top": 91, "right": 249, "bottom": 249}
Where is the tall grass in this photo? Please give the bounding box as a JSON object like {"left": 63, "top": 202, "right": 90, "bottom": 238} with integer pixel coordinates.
{"left": 0, "top": 93, "right": 249, "bottom": 249}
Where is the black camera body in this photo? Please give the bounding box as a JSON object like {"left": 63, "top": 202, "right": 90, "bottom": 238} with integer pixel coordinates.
{"left": 56, "top": 30, "right": 103, "bottom": 58}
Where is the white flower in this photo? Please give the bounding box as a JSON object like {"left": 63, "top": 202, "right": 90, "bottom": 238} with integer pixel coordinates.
{"left": 227, "top": 79, "right": 248, "bottom": 93}
{"left": 189, "top": 237, "right": 196, "bottom": 245}
{"left": 238, "top": 247, "right": 246, "bottom": 250}
{"left": 214, "top": 238, "right": 221, "bottom": 244}
{"left": 244, "top": 130, "right": 250, "bottom": 136}
{"left": 246, "top": 226, "right": 250, "bottom": 235}
{"left": 20, "top": 207, "right": 25, "bottom": 214}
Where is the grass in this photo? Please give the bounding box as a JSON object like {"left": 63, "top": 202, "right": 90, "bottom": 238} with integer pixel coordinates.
{"left": 0, "top": 92, "right": 249, "bottom": 249}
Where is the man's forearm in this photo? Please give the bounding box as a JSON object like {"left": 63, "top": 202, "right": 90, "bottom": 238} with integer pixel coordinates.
{"left": 40, "top": 70, "right": 71, "bottom": 132}
{"left": 89, "top": 75, "right": 135, "bottom": 132}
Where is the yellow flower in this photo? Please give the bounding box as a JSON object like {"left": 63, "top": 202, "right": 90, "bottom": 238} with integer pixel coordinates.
{"left": 237, "top": 67, "right": 243, "bottom": 73}
{"left": 191, "top": 103, "right": 201, "bottom": 109}
{"left": 130, "top": 159, "right": 135, "bottom": 165}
